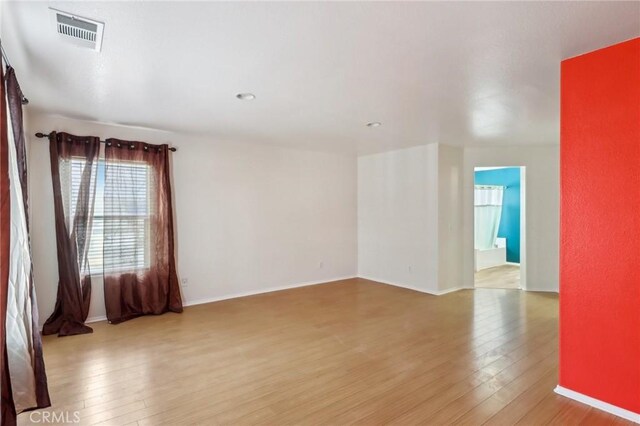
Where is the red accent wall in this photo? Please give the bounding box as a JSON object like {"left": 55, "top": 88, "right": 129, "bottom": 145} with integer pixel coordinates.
{"left": 560, "top": 37, "right": 640, "bottom": 414}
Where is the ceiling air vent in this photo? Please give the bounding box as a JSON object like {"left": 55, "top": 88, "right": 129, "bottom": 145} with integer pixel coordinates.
{"left": 50, "top": 8, "right": 104, "bottom": 52}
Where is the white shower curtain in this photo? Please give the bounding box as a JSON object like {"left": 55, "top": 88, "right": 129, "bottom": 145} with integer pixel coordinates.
{"left": 474, "top": 185, "right": 504, "bottom": 250}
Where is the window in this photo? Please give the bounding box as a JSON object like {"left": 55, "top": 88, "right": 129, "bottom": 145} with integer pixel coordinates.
{"left": 69, "top": 158, "right": 152, "bottom": 275}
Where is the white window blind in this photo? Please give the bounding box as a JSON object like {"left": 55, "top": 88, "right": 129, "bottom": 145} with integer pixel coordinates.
{"left": 69, "top": 158, "right": 151, "bottom": 275}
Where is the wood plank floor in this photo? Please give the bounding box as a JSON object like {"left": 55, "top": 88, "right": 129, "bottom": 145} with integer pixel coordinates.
{"left": 475, "top": 265, "right": 520, "bottom": 289}
{"left": 19, "top": 278, "right": 632, "bottom": 425}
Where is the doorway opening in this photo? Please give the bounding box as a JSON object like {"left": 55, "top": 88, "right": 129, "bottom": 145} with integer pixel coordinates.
{"left": 473, "top": 166, "right": 526, "bottom": 289}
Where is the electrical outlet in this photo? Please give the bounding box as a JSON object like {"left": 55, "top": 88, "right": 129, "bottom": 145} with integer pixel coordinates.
{"left": 408, "top": 266, "right": 413, "bottom": 273}
{"left": 319, "top": 261, "right": 324, "bottom": 269}
{"left": 181, "top": 277, "right": 189, "bottom": 287}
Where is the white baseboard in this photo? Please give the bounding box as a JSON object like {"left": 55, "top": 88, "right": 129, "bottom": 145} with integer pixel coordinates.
{"left": 436, "top": 286, "right": 465, "bottom": 295}
{"left": 183, "top": 275, "right": 357, "bottom": 308}
{"left": 76, "top": 276, "right": 462, "bottom": 325}
{"left": 554, "top": 385, "right": 640, "bottom": 424}
{"left": 86, "top": 315, "right": 107, "bottom": 324}
{"left": 38, "top": 314, "right": 109, "bottom": 328}
{"left": 43, "top": 276, "right": 357, "bottom": 327}
{"left": 53, "top": 276, "right": 554, "bottom": 327}
{"left": 358, "top": 276, "right": 463, "bottom": 296}
{"left": 525, "top": 287, "right": 559, "bottom": 293}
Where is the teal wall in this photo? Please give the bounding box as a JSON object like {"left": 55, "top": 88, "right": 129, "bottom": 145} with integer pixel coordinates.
{"left": 474, "top": 167, "right": 521, "bottom": 263}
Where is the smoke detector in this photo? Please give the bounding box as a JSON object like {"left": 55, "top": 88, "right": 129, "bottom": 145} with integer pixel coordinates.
{"left": 50, "top": 8, "right": 104, "bottom": 52}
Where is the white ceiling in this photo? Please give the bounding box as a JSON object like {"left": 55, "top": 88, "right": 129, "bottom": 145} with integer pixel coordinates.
{"left": 2, "top": 1, "right": 639, "bottom": 155}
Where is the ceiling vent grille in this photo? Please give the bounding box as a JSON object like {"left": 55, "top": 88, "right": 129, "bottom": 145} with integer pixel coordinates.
{"left": 50, "top": 8, "right": 104, "bottom": 52}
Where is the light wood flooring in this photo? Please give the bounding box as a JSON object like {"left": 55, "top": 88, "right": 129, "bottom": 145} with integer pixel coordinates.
{"left": 475, "top": 264, "right": 521, "bottom": 289}
{"left": 19, "top": 278, "right": 632, "bottom": 425}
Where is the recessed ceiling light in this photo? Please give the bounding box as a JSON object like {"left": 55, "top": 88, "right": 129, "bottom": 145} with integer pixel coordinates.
{"left": 366, "top": 122, "right": 382, "bottom": 128}
{"left": 236, "top": 93, "right": 256, "bottom": 100}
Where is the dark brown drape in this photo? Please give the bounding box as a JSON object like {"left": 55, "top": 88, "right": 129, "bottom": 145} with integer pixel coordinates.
{"left": 103, "top": 139, "right": 182, "bottom": 324}
{"left": 43, "top": 132, "right": 100, "bottom": 337}
{"left": 0, "top": 62, "right": 17, "bottom": 426}
{"left": 5, "top": 66, "right": 50, "bottom": 410}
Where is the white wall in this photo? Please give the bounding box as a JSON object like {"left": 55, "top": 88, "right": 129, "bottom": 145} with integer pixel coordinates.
{"left": 357, "top": 142, "right": 558, "bottom": 294}
{"left": 27, "top": 113, "right": 557, "bottom": 325}
{"left": 463, "top": 145, "right": 559, "bottom": 292}
{"left": 357, "top": 144, "right": 440, "bottom": 294}
{"left": 27, "top": 113, "right": 357, "bottom": 323}
{"left": 438, "top": 144, "right": 463, "bottom": 292}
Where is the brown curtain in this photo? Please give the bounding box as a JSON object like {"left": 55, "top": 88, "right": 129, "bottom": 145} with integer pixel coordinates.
{"left": 5, "top": 66, "right": 50, "bottom": 411}
{"left": 1, "top": 62, "right": 17, "bottom": 426}
{"left": 42, "top": 132, "right": 100, "bottom": 337}
{"left": 103, "top": 139, "right": 182, "bottom": 324}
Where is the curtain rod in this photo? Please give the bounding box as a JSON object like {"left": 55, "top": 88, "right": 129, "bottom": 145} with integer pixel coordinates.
{"left": 1, "top": 37, "right": 29, "bottom": 105}
{"left": 34, "top": 132, "right": 177, "bottom": 152}
{"left": 475, "top": 184, "right": 508, "bottom": 189}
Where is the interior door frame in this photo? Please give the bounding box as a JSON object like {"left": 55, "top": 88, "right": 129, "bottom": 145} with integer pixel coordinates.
{"left": 471, "top": 166, "right": 527, "bottom": 290}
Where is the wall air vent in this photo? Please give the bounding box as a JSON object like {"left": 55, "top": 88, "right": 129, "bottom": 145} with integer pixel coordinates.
{"left": 50, "top": 8, "right": 104, "bottom": 52}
